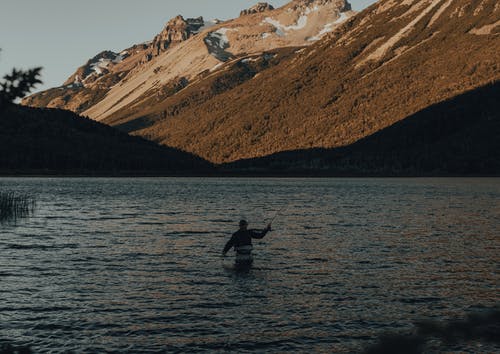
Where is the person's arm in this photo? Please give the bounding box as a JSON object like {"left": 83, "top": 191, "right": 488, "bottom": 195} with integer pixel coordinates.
{"left": 250, "top": 224, "right": 272, "bottom": 239}
{"left": 222, "top": 234, "right": 236, "bottom": 255}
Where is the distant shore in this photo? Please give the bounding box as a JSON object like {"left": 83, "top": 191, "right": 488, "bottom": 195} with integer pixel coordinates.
{"left": 1, "top": 171, "right": 499, "bottom": 178}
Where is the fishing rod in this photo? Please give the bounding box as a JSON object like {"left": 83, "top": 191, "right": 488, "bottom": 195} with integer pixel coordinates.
{"left": 268, "top": 203, "right": 289, "bottom": 226}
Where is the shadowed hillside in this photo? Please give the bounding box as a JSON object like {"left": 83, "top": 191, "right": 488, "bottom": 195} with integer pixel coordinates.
{"left": 223, "top": 82, "right": 500, "bottom": 176}
{"left": 0, "top": 104, "right": 211, "bottom": 175}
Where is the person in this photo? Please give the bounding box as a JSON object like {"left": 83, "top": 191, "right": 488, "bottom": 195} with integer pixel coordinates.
{"left": 222, "top": 219, "right": 272, "bottom": 268}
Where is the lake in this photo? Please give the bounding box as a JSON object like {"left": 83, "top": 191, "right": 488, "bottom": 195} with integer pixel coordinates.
{"left": 1, "top": 178, "right": 499, "bottom": 353}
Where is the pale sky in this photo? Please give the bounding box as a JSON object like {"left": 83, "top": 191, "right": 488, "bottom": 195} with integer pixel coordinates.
{"left": 0, "top": 0, "right": 376, "bottom": 93}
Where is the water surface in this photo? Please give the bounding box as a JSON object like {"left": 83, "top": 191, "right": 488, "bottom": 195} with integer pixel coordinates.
{"left": 1, "top": 178, "right": 499, "bottom": 352}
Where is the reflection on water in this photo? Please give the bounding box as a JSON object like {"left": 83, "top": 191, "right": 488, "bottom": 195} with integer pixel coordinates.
{"left": 0, "top": 178, "right": 499, "bottom": 352}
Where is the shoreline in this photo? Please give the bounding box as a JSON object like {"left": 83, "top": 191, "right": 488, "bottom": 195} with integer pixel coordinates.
{"left": 1, "top": 172, "right": 499, "bottom": 178}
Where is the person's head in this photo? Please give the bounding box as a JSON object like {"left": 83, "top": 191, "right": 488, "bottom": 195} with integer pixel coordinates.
{"left": 239, "top": 219, "right": 248, "bottom": 230}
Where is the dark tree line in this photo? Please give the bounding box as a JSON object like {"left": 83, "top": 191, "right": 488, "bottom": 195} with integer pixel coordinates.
{"left": 0, "top": 104, "right": 211, "bottom": 174}
{"left": 0, "top": 50, "right": 211, "bottom": 175}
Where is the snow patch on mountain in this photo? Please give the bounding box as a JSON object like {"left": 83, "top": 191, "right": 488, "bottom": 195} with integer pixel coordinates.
{"left": 305, "top": 5, "right": 320, "bottom": 15}
{"left": 241, "top": 58, "right": 256, "bottom": 63}
{"left": 212, "top": 28, "right": 231, "bottom": 48}
{"left": 204, "top": 28, "right": 236, "bottom": 61}
{"left": 263, "top": 15, "right": 308, "bottom": 37}
{"left": 68, "top": 76, "right": 84, "bottom": 88}
{"left": 89, "top": 52, "right": 124, "bottom": 74}
{"left": 210, "top": 62, "right": 224, "bottom": 72}
{"left": 308, "top": 12, "right": 349, "bottom": 41}
{"left": 90, "top": 59, "right": 111, "bottom": 75}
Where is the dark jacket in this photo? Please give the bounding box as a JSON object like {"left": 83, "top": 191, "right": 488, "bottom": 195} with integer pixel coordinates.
{"left": 223, "top": 227, "right": 270, "bottom": 255}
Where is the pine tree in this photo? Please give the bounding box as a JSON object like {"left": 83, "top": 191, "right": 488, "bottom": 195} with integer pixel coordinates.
{"left": 0, "top": 49, "right": 42, "bottom": 110}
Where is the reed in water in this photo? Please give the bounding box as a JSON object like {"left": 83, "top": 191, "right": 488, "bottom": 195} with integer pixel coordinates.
{"left": 0, "top": 192, "right": 36, "bottom": 223}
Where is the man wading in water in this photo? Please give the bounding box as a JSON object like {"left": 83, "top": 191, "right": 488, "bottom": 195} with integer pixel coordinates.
{"left": 222, "top": 220, "right": 272, "bottom": 269}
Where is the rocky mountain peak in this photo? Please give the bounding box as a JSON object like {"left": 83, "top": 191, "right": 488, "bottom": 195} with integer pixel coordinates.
{"left": 150, "top": 15, "right": 206, "bottom": 56}
{"left": 63, "top": 50, "right": 126, "bottom": 87}
{"left": 240, "top": 2, "right": 275, "bottom": 16}
{"left": 290, "top": 0, "right": 351, "bottom": 12}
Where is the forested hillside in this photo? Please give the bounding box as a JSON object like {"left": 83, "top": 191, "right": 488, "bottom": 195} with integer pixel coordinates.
{"left": 224, "top": 82, "right": 500, "bottom": 175}
{"left": 0, "top": 104, "right": 211, "bottom": 175}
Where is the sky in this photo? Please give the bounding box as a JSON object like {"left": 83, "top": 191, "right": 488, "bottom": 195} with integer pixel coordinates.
{"left": 0, "top": 0, "right": 377, "bottom": 93}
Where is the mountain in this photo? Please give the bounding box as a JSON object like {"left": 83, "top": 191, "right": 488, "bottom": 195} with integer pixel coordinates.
{"left": 115, "top": 0, "right": 499, "bottom": 165}
{"left": 23, "top": 0, "right": 354, "bottom": 121}
{"left": 21, "top": 0, "right": 499, "bottom": 174}
{"left": 0, "top": 103, "right": 211, "bottom": 175}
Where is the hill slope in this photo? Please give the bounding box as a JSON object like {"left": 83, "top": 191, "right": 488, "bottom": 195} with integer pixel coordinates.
{"left": 0, "top": 104, "right": 210, "bottom": 175}
{"left": 121, "top": 0, "right": 499, "bottom": 164}
{"left": 224, "top": 82, "right": 500, "bottom": 175}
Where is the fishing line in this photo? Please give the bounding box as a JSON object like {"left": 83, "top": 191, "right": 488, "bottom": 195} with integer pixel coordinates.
{"left": 268, "top": 203, "right": 289, "bottom": 225}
